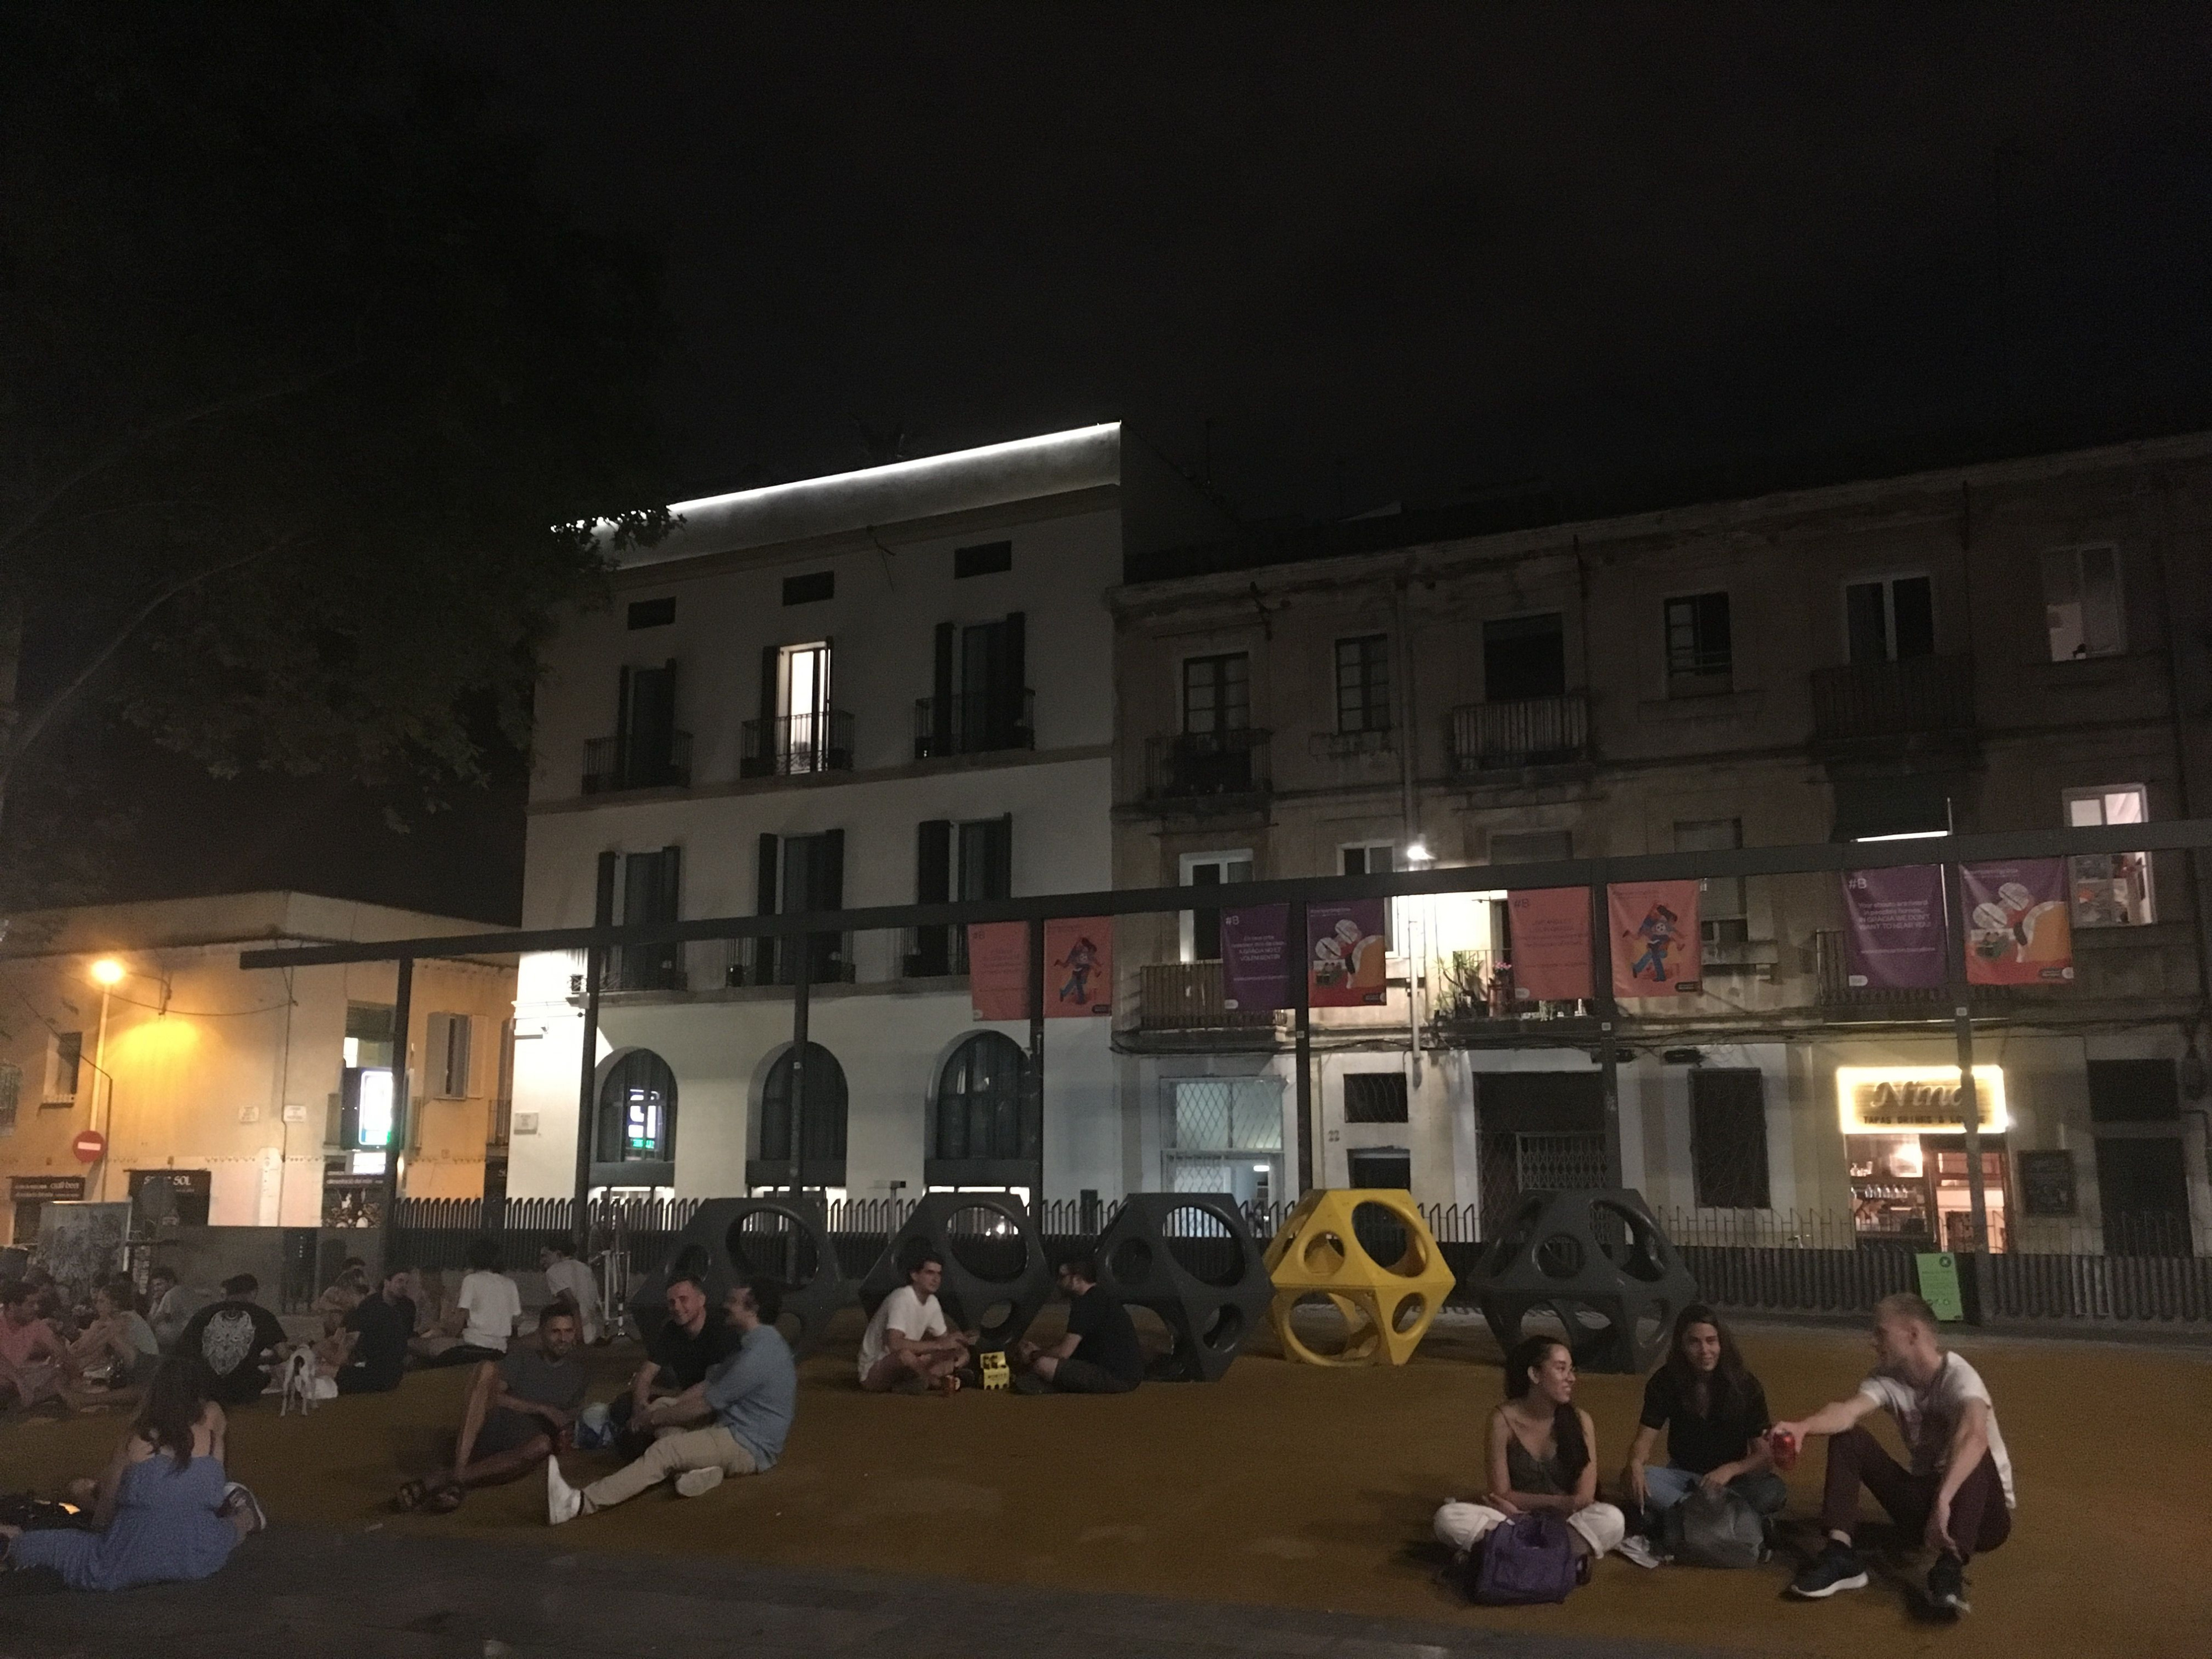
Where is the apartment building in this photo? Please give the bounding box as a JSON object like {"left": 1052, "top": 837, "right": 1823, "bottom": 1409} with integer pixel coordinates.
{"left": 1109, "top": 434, "right": 2212, "bottom": 1253}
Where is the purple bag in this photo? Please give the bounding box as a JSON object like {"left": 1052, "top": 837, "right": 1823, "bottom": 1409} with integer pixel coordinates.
{"left": 1469, "top": 1512, "right": 1580, "bottom": 1605}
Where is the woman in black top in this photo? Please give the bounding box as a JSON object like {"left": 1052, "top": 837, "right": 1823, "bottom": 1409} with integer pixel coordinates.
{"left": 1620, "top": 1303, "right": 1785, "bottom": 1552}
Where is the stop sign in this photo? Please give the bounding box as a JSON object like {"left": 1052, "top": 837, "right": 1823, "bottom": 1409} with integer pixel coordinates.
{"left": 72, "top": 1128, "right": 106, "bottom": 1164}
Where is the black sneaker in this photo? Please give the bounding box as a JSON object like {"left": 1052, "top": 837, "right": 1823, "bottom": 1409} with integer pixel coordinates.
{"left": 1926, "top": 1552, "right": 1971, "bottom": 1618}
{"left": 1788, "top": 1542, "right": 1870, "bottom": 1599}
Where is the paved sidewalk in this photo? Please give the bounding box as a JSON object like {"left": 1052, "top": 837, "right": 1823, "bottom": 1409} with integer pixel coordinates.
{"left": 0, "top": 1525, "right": 1706, "bottom": 1659}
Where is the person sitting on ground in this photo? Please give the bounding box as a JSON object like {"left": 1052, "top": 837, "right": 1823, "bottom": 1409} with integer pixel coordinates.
{"left": 406, "top": 1267, "right": 458, "bottom": 1364}
{"left": 336, "top": 1264, "right": 416, "bottom": 1395}
{"left": 857, "top": 1249, "right": 975, "bottom": 1395}
{"left": 0, "top": 1279, "right": 88, "bottom": 1412}
{"left": 395, "top": 1304, "right": 587, "bottom": 1514}
{"left": 1434, "top": 1335, "right": 1627, "bottom": 1563}
{"left": 421, "top": 1237, "right": 522, "bottom": 1369}
{"left": 547, "top": 1278, "right": 794, "bottom": 1522}
{"left": 607, "top": 1273, "right": 735, "bottom": 1453}
{"left": 1773, "top": 1292, "right": 2014, "bottom": 1619}
{"left": 0, "top": 1355, "right": 265, "bottom": 1589}
{"left": 539, "top": 1239, "right": 606, "bottom": 1345}
{"left": 69, "top": 1279, "right": 163, "bottom": 1403}
{"left": 1011, "top": 1252, "right": 1142, "bottom": 1395}
{"left": 1617, "top": 1302, "right": 1785, "bottom": 1564}
{"left": 174, "top": 1276, "right": 288, "bottom": 1408}
{"left": 310, "top": 1258, "right": 372, "bottom": 1318}
{"left": 144, "top": 1267, "right": 200, "bottom": 1353}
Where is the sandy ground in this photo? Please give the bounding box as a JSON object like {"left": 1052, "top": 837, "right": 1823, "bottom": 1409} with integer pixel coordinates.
{"left": 4, "top": 1310, "right": 2206, "bottom": 1658}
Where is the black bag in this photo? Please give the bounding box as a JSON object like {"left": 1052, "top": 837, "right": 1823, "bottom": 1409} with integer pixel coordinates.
{"left": 0, "top": 1493, "right": 95, "bottom": 1532}
{"left": 1662, "top": 1484, "right": 1767, "bottom": 1569}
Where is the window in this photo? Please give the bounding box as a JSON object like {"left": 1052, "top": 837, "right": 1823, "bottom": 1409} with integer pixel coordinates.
{"left": 1665, "top": 592, "right": 1732, "bottom": 690}
{"left": 1691, "top": 1069, "right": 1770, "bottom": 1208}
{"left": 0, "top": 1062, "right": 18, "bottom": 1135}
{"left": 931, "top": 1032, "right": 1029, "bottom": 1164}
{"left": 782, "top": 570, "right": 833, "bottom": 606}
{"left": 1483, "top": 613, "right": 1567, "bottom": 702}
{"left": 625, "top": 596, "right": 675, "bottom": 629}
{"left": 1489, "top": 829, "right": 1572, "bottom": 864}
{"left": 1343, "top": 1072, "right": 1409, "bottom": 1123}
{"left": 1180, "top": 849, "right": 1253, "bottom": 962}
{"left": 613, "top": 846, "right": 683, "bottom": 990}
{"left": 1844, "top": 575, "right": 1933, "bottom": 663}
{"left": 1334, "top": 635, "right": 1391, "bottom": 733}
{"left": 2042, "top": 545, "right": 2124, "bottom": 660}
{"left": 1182, "top": 653, "right": 1249, "bottom": 734}
{"left": 753, "top": 830, "right": 846, "bottom": 984}
{"left": 595, "top": 1049, "right": 677, "bottom": 1168}
{"left": 1341, "top": 842, "right": 1400, "bottom": 948}
{"left": 47, "top": 1032, "right": 83, "bottom": 1102}
{"left": 1347, "top": 1147, "right": 1412, "bottom": 1190}
{"left": 922, "top": 613, "right": 1029, "bottom": 757}
{"left": 2086, "top": 1058, "right": 2179, "bottom": 1124}
{"left": 2065, "top": 785, "right": 2154, "bottom": 925}
{"left": 425, "top": 1014, "right": 474, "bottom": 1099}
{"left": 1164, "top": 1077, "right": 1282, "bottom": 1207}
{"left": 1675, "top": 818, "right": 1747, "bottom": 945}
{"left": 757, "top": 1042, "right": 849, "bottom": 1184}
{"left": 954, "top": 540, "right": 1013, "bottom": 578}
{"left": 910, "top": 816, "right": 1011, "bottom": 975}
{"left": 779, "top": 641, "right": 834, "bottom": 769}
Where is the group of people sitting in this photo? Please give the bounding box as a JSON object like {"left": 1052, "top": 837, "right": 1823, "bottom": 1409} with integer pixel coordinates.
{"left": 1434, "top": 1292, "right": 2013, "bottom": 1617}
{"left": 856, "top": 1248, "right": 1145, "bottom": 1397}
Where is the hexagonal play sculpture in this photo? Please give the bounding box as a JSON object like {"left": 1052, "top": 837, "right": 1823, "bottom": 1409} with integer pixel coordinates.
{"left": 626, "top": 1195, "right": 854, "bottom": 1359}
{"left": 858, "top": 1191, "right": 1053, "bottom": 1352}
{"left": 1262, "top": 1188, "right": 1458, "bottom": 1366}
{"left": 1463, "top": 1188, "right": 1700, "bottom": 1374}
{"left": 1093, "top": 1193, "right": 1272, "bottom": 1381}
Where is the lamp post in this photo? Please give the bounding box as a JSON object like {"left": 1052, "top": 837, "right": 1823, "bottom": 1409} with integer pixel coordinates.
{"left": 88, "top": 958, "right": 124, "bottom": 1202}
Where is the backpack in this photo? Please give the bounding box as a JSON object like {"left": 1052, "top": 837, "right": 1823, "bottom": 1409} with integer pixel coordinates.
{"left": 1469, "top": 1511, "right": 1582, "bottom": 1605}
{"left": 1663, "top": 1484, "right": 1768, "bottom": 1569}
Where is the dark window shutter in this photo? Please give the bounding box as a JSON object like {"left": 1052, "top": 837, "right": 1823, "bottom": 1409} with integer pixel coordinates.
{"left": 814, "top": 828, "right": 844, "bottom": 911}
{"left": 998, "top": 611, "right": 1027, "bottom": 747}
{"left": 753, "top": 833, "right": 779, "bottom": 984}
{"left": 594, "top": 850, "right": 618, "bottom": 923}
{"left": 656, "top": 844, "right": 682, "bottom": 922}
{"left": 985, "top": 815, "right": 1013, "bottom": 899}
{"left": 615, "top": 665, "right": 635, "bottom": 778}
{"left": 932, "top": 622, "right": 955, "bottom": 752}
{"left": 916, "top": 820, "right": 952, "bottom": 903}
{"left": 756, "top": 644, "right": 779, "bottom": 760}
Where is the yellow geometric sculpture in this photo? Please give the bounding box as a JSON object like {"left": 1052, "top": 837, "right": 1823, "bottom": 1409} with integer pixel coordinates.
{"left": 1262, "top": 1188, "right": 1458, "bottom": 1366}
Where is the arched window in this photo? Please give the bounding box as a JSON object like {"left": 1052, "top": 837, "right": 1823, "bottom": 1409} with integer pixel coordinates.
{"left": 932, "top": 1032, "right": 1027, "bottom": 1162}
{"left": 754, "top": 1042, "right": 848, "bottom": 1186}
{"left": 595, "top": 1050, "right": 677, "bottom": 1175}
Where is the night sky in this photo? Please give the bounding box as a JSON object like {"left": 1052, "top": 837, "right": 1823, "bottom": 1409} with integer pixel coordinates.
{"left": 59, "top": 4, "right": 2212, "bottom": 922}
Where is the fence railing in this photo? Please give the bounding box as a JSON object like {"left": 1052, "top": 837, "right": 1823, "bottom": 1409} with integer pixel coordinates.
{"left": 914, "top": 690, "right": 1035, "bottom": 759}
{"left": 582, "top": 730, "right": 693, "bottom": 794}
{"left": 739, "top": 709, "right": 854, "bottom": 778}
{"left": 1447, "top": 693, "right": 1590, "bottom": 773}
{"left": 1810, "top": 651, "right": 1974, "bottom": 742}
{"left": 1144, "top": 728, "right": 1271, "bottom": 801}
{"left": 1136, "top": 961, "right": 1282, "bottom": 1031}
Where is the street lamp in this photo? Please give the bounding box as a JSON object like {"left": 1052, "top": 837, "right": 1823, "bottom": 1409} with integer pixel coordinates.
{"left": 90, "top": 957, "right": 125, "bottom": 987}
{"left": 87, "top": 959, "right": 126, "bottom": 1199}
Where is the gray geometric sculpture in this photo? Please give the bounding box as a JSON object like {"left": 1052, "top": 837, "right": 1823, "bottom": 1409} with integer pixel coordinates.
{"left": 859, "top": 1191, "right": 1052, "bottom": 1352}
{"left": 1093, "top": 1192, "right": 1271, "bottom": 1381}
{"left": 626, "top": 1195, "right": 854, "bottom": 1359}
{"left": 1464, "top": 1188, "right": 1700, "bottom": 1374}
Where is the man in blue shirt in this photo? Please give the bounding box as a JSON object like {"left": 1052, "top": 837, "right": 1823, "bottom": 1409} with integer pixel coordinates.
{"left": 548, "top": 1277, "right": 795, "bottom": 1522}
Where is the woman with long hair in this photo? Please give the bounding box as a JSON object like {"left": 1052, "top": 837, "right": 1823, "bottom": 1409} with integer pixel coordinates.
{"left": 1617, "top": 1302, "right": 1785, "bottom": 1564}
{"left": 0, "top": 1355, "right": 265, "bottom": 1589}
{"left": 1433, "top": 1334, "right": 1627, "bottom": 1562}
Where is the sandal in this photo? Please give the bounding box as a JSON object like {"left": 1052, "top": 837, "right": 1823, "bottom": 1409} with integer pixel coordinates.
{"left": 422, "top": 1485, "right": 465, "bottom": 1515}
{"left": 394, "top": 1478, "right": 436, "bottom": 1512}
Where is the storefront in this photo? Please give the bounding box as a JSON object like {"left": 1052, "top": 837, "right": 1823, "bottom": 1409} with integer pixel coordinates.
{"left": 8, "top": 1175, "right": 86, "bottom": 1249}
{"left": 1839, "top": 1065, "right": 2012, "bottom": 1253}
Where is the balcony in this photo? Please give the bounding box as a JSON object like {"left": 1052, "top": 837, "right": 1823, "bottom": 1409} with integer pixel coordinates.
{"left": 1448, "top": 693, "right": 1590, "bottom": 773}
{"left": 740, "top": 710, "right": 854, "bottom": 778}
{"left": 608, "top": 942, "right": 685, "bottom": 993}
{"left": 914, "top": 690, "right": 1036, "bottom": 760}
{"left": 1144, "top": 728, "right": 1271, "bottom": 804}
{"left": 1136, "top": 961, "right": 1280, "bottom": 1032}
{"left": 902, "top": 925, "right": 971, "bottom": 979}
{"left": 581, "top": 731, "right": 693, "bottom": 794}
{"left": 1811, "top": 653, "right": 1974, "bottom": 744}
{"left": 1426, "top": 948, "right": 1597, "bottom": 1035}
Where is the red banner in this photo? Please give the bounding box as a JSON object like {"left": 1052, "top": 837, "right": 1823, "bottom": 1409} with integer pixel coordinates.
{"left": 966, "top": 922, "right": 1029, "bottom": 1021}
{"left": 1961, "top": 859, "right": 2074, "bottom": 985}
{"left": 1609, "top": 880, "right": 1703, "bottom": 997}
{"left": 1505, "top": 888, "right": 1592, "bottom": 1001}
{"left": 1308, "top": 899, "right": 1390, "bottom": 1007}
{"left": 1045, "top": 917, "right": 1113, "bottom": 1018}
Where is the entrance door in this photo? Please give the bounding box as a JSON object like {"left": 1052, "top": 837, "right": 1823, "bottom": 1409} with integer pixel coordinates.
{"left": 2096, "top": 1138, "right": 2193, "bottom": 1256}
{"left": 1474, "top": 1072, "right": 1604, "bottom": 1233}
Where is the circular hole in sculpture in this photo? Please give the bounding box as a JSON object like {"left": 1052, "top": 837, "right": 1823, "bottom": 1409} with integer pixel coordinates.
{"left": 1534, "top": 1233, "right": 1586, "bottom": 1280}
{"left": 1592, "top": 1201, "right": 1669, "bottom": 1282}
{"left": 1351, "top": 1201, "right": 1423, "bottom": 1277}
{"left": 1161, "top": 1204, "right": 1244, "bottom": 1287}
{"left": 976, "top": 1300, "right": 1016, "bottom": 1338}
{"left": 1391, "top": 1293, "right": 1427, "bottom": 1335}
{"left": 1635, "top": 1303, "right": 1670, "bottom": 1359}
{"left": 1301, "top": 1230, "right": 1348, "bottom": 1277}
{"left": 1125, "top": 1303, "right": 1172, "bottom": 1368}
{"left": 1514, "top": 1302, "right": 1573, "bottom": 1345}
{"left": 727, "top": 1211, "right": 821, "bottom": 1288}
{"left": 1107, "top": 1236, "right": 1154, "bottom": 1286}
{"left": 944, "top": 1204, "right": 1029, "bottom": 1282}
{"left": 1285, "top": 1290, "right": 1378, "bottom": 1361}
{"left": 1201, "top": 1302, "right": 1244, "bottom": 1351}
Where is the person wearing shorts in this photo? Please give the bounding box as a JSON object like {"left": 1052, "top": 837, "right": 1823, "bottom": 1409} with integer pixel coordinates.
{"left": 394, "top": 1305, "right": 586, "bottom": 1514}
{"left": 855, "top": 1249, "right": 974, "bottom": 1395}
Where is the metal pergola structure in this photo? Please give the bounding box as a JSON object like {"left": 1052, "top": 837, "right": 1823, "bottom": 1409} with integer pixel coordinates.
{"left": 240, "top": 820, "right": 2212, "bottom": 1261}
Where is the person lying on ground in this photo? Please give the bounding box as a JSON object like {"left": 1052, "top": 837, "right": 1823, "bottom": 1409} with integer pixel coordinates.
{"left": 174, "top": 1276, "right": 287, "bottom": 1408}
{"left": 547, "top": 1279, "right": 794, "bottom": 1522}
{"left": 420, "top": 1236, "right": 523, "bottom": 1369}
{"left": 67, "top": 1279, "right": 163, "bottom": 1405}
{"left": 540, "top": 1238, "right": 606, "bottom": 1345}
{"left": 1434, "top": 1334, "right": 1627, "bottom": 1563}
{"left": 394, "top": 1305, "right": 587, "bottom": 1514}
{"left": 1772, "top": 1291, "right": 2015, "bottom": 1619}
{"left": 606, "top": 1274, "right": 735, "bottom": 1452}
{"left": 1, "top": 1279, "right": 90, "bottom": 1412}
{"left": 336, "top": 1264, "right": 415, "bottom": 1395}
{"left": 1616, "top": 1302, "right": 1784, "bottom": 1565}
{"left": 144, "top": 1267, "right": 201, "bottom": 1353}
{"left": 857, "top": 1249, "right": 975, "bottom": 1395}
{"left": 0, "top": 1355, "right": 265, "bottom": 1590}
{"left": 1010, "top": 1253, "right": 1142, "bottom": 1395}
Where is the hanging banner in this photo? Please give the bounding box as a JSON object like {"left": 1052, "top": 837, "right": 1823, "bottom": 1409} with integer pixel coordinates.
{"left": 1505, "top": 888, "right": 1592, "bottom": 1001}
{"left": 1308, "top": 899, "right": 1390, "bottom": 1007}
{"left": 1960, "top": 859, "right": 2074, "bottom": 984}
{"left": 1841, "top": 865, "right": 1946, "bottom": 989}
{"left": 1221, "top": 904, "right": 1293, "bottom": 1011}
{"left": 1609, "top": 880, "right": 1702, "bottom": 996}
{"left": 1046, "top": 917, "right": 1113, "bottom": 1017}
{"left": 967, "top": 922, "right": 1030, "bottom": 1021}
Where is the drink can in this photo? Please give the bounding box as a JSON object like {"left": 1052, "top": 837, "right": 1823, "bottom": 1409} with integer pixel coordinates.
{"left": 1768, "top": 1427, "right": 1798, "bottom": 1470}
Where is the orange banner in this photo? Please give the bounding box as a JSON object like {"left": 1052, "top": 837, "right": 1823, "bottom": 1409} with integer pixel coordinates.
{"left": 1506, "top": 887, "right": 1592, "bottom": 1001}
{"left": 966, "top": 922, "right": 1029, "bottom": 1021}
{"left": 1608, "top": 880, "right": 1703, "bottom": 997}
{"left": 1046, "top": 917, "right": 1113, "bottom": 1018}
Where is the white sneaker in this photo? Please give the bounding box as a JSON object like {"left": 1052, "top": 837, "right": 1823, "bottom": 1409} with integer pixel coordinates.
{"left": 674, "top": 1465, "right": 724, "bottom": 1499}
{"left": 1616, "top": 1535, "right": 1663, "bottom": 1570}
{"left": 546, "top": 1458, "right": 583, "bottom": 1525}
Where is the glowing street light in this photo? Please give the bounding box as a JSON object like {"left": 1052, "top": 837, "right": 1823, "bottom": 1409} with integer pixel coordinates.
{"left": 90, "top": 957, "right": 126, "bottom": 986}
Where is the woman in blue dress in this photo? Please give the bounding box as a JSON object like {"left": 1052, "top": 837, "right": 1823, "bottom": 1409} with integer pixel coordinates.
{"left": 1, "top": 1355, "right": 265, "bottom": 1589}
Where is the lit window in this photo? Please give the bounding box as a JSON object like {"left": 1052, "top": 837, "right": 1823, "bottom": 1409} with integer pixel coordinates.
{"left": 2065, "top": 785, "right": 2154, "bottom": 926}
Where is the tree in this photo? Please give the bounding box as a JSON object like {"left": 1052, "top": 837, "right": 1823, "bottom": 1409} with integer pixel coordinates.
{"left": 0, "top": 4, "right": 672, "bottom": 869}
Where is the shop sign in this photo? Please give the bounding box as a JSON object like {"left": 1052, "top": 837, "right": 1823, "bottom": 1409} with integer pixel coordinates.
{"left": 1837, "top": 1065, "right": 2007, "bottom": 1133}
{"left": 9, "top": 1175, "right": 86, "bottom": 1202}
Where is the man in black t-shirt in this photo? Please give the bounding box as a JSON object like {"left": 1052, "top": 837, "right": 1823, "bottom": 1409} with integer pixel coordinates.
{"left": 611, "top": 1274, "right": 735, "bottom": 1452}
{"left": 337, "top": 1266, "right": 418, "bottom": 1394}
{"left": 177, "top": 1275, "right": 288, "bottom": 1406}
{"left": 1014, "top": 1253, "right": 1143, "bottom": 1395}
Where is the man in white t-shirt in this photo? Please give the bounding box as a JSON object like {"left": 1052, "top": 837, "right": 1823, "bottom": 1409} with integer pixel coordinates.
{"left": 855, "top": 1249, "right": 974, "bottom": 1395}
{"left": 540, "top": 1239, "right": 606, "bottom": 1345}
{"left": 425, "top": 1235, "right": 524, "bottom": 1367}
{"left": 1775, "top": 1292, "right": 2014, "bottom": 1619}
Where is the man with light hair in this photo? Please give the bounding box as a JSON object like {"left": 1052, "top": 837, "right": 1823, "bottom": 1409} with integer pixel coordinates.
{"left": 1774, "top": 1292, "right": 2014, "bottom": 1619}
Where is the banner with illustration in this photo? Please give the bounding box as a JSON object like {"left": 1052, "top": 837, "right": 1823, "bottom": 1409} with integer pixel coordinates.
{"left": 967, "top": 922, "right": 1030, "bottom": 1021}
{"left": 1841, "top": 865, "right": 1946, "bottom": 990}
{"left": 1608, "top": 880, "right": 1703, "bottom": 997}
{"left": 1505, "top": 887, "right": 1592, "bottom": 1001}
{"left": 1220, "top": 904, "right": 1293, "bottom": 1011}
{"left": 1046, "top": 917, "right": 1113, "bottom": 1017}
{"left": 1307, "top": 899, "right": 1390, "bottom": 1006}
{"left": 1960, "top": 859, "right": 2074, "bottom": 984}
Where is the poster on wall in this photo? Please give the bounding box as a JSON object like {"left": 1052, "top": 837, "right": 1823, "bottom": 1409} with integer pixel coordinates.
{"left": 967, "top": 922, "right": 1030, "bottom": 1021}
{"left": 1608, "top": 880, "right": 1703, "bottom": 996}
{"left": 1307, "top": 899, "right": 1389, "bottom": 1007}
{"left": 1506, "top": 887, "right": 1592, "bottom": 1001}
{"left": 1220, "top": 904, "right": 1292, "bottom": 1011}
{"left": 1045, "top": 918, "right": 1113, "bottom": 1018}
{"left": 1841, "top": 865, "right": 1946, "bottom": 989}
{"left": 1960, "top": 859, "right": 2074, "bottom": 984}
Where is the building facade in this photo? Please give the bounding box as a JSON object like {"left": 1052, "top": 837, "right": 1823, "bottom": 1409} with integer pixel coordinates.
{"left": 1110, "top": 434, "right": 2212, "bottom": 1253}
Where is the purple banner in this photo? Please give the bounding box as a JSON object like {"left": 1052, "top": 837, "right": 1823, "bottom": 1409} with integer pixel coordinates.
{"left": 1841, "top": 865, "right": 1945, "bottom": 990}
{"left": 1220, "top": 904, "right": 1292, "bottom": 1011}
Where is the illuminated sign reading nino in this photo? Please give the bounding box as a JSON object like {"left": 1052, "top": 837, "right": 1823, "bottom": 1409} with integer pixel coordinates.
{"left": 1836, "top": 1066, "right": 2007, "bottom": 1134}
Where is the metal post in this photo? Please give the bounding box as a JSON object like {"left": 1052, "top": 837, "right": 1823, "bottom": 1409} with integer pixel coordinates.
{"left": 382, "top": 956, "right": 414, "bottom": 1254}
{"left": 1942, "top": 864, "right": 1990, "bottom": 1319}
{"left": 1027, "top": 917, "right": 1046, "bottom": 1210}
{"left": 571, "top": 855, "right": 615, "bottom": 1254}
{"left": 1590, "top": 873, "right": 1624, "bottom": 1190}
{"left": 790, "top": 927, "right": 810, "bottom": 1192}
{"left": 1290, "top": 898, "right": 1313, "bottom": 1195}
